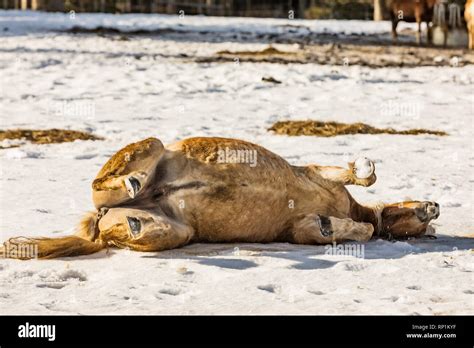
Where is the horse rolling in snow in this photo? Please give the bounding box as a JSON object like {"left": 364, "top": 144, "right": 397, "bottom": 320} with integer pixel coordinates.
{"left": 1, "top": 137, "right": 440, "bottom": 259}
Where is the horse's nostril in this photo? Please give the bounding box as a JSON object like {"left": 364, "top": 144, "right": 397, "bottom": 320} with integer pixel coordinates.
{"left": 435, "top": 202, "right": 439, "bottom": 209}
{"left": 126, "top": 217, "right": 141, "bottom": 237}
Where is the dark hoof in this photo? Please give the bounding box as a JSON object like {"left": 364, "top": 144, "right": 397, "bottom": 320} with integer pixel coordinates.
{"left": 317, "top": 215, "right": 333, "bottom": 237}
{"left": 125, "top": 176, "right": 141, "bottom": 199}
{"left": 126, "top": 217, "right": 141, "bottom": 237}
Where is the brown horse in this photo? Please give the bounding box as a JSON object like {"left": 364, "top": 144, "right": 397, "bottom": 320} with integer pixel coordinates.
{"left": 1, "top": 137, "right": 439, "bottom": 259}
{"left": 390, "top": 0, "right": 438, "bottom": 44}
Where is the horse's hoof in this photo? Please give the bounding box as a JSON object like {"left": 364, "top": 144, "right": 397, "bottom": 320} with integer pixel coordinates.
{"left": 124, "top": 176, "right": 141, "bottom": 199}
{"left": 423, "top": 225, "right": 437, "bottom": 238}
{"left": 353, "top": 157, "right": 374, "bottom": 179}
{"left": 126, "top": 216, "right": 141, "bottom": 237}
{"left": 415, "top": 201, "right": 440, "bottom": 223}
{"left": 316, "top": 215, "right": 333, "bottom": 237}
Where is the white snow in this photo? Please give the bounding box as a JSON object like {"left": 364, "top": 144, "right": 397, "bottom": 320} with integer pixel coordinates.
{"left": 0, "top": 10, "right": 473, "bottom": 315}
{"left": 0, "top": 9, "right": 419, "bottom": 36}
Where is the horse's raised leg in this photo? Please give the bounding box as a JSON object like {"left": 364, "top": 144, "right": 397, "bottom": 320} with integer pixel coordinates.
{"left": 97, "top": 208, "right": 194, "bottom": 252}
{"left": 379, "top": 201, "right": 440, "bottom": 239}
{"left": 92, "top": 137, "right": 164, "bottom": 208}
{"left": 309, "top": 157, "right": 376, "bottom": 187}
{"left": 289, "top": 214, "right": 374, "bottom": 245}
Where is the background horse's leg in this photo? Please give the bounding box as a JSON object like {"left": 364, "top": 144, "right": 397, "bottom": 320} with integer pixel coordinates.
{"left": 391, "top": 14, "right": 399, "bottom": 42}
{"left": 416, "top": 20, "right": 422, "bottom": 45}
{"left": 426, "top": 20, "right": 432, "bottom": 44}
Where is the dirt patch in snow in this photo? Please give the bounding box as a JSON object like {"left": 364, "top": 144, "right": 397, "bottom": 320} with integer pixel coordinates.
{"left": 217, "top": 46, "right": 295, "bottom": 57}
{"left": 0, "top": 129, "right": 103, "bottom": 149}
{"left": 268, "top": 120, "right": 448, "bottom": 137}
{"left": 66, "top": 26, "right": 178, "bottom": 36}
{"left": 199, "top": 44, "right": 473, "bottom": 68}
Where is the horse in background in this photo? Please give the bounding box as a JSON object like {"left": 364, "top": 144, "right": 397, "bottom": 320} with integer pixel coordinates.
{"left": 390, "top": 0, "right": 438, "bottom": 45}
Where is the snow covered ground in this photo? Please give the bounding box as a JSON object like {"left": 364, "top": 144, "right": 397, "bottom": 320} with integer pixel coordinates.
{"left": 0, "top": 11, "right": 473, "bottom": 315}
{"left": 1, "top": 9, "right": 420, "bottom": 36}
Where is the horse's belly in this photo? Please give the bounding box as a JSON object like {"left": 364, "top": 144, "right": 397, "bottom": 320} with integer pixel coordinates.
{"left": 169, "top": 185, "right": 290, "bottom": 242}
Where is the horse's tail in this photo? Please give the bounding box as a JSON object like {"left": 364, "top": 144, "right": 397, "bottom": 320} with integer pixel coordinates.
{"left": 1, "top": 212, "right": 106, "bottom": 260}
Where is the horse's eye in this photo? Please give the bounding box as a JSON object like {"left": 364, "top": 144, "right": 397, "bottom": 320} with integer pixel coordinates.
{"left": 126, "top": 217, "right": 141, "bottom": 237}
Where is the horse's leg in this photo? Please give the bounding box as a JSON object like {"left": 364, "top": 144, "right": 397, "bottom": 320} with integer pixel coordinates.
{"left": 415, "top": 6, "right": 422, "bottom": 45}
{"left": 391, "top": 16, "right": 399, "bottom": 42}
{"left": 426, "top": 20, "right": 432, "bottom": 45}
{"left": 379, "top": 201, "right": 439, "bottom": 239}
{"left": 350, "top": 198, "right": 440, "bottom": 239}
{"left": 416, "top": 20, "right": 422, "bottom": 45}
{"left": 469, "top": 27, "right": 474, "bottom": 50}
{"left": 92, "top": 137, "right": 164, "bottom": 208}
{"left": 97, "top": 208, "right": 194, "bottom": 252}
{"left": 469, "top": 25, "right": 473, "bottom": 49}
{"left": 469, "top": 21, "right": 474, "bottom": 49}
{"left": 308, "top": 157, "right": 376, "bottom": 187}
{"left": 289, "top": 214, "right": 374, "bottom": 245}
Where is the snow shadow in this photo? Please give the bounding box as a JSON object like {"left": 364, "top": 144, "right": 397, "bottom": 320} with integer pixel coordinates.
{"left": 272, "top": 253, "right": 338, "bottom": 270}
{"left": 140, "top": 235, "right": 473, "bottom": 270}
{"left": 360, "top": 235, "right": 474, "bottom": 260}
{"left": 197, "top": 258, "right": 258, "bottom": 270}
{"left": 48, "top": 235, "right": 472, "bottom": 266}
{"left": 142, "top": 253, "right": 258, "bottom": 270}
